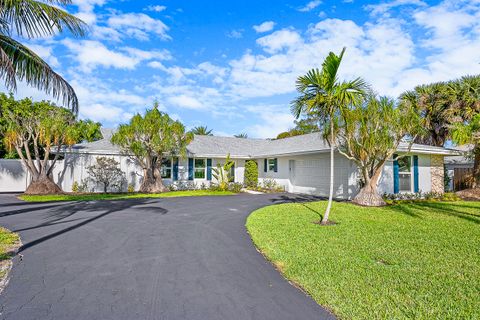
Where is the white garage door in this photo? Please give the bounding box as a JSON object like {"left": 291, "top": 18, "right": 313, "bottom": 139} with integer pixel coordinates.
{"left": 291, "top": 155, "right": 355, "bottom": 198}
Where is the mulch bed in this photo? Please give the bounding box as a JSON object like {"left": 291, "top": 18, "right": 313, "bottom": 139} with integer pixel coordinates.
{"left": 456, "top": 188, "right": 480, "bottom": 201}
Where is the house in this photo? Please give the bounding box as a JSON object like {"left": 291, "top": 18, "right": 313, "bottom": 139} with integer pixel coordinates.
{"left": 55, "top": 129, "right": 457, "bottom": 198}
{"left": 445, "top": 145, "right": 475, "bottom": 191}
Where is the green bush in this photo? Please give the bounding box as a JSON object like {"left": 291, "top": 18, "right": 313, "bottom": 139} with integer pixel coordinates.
{"left": 127, "top": 184, "right": 135, "bottom": 193}
{"left": 72, "top": 181, "right": 79, "bottom": 193}
{"left": 244, "top": 160, "right": 258, "bottom": 188}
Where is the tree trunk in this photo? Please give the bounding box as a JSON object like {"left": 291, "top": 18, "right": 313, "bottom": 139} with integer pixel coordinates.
{"left": 352, "top": 169, "right": 386, "bottom": 207}
{"left": 473, "top": 147, "right": 480, "bottom": 189}
{"left": 322, "top": 122, "right": 334, "bottom": 225}
{"left": 140, "top": 167, "right": 168, "bottom": 193}
{"left": 25, "top": 174, "right": 63, "bottom": 195}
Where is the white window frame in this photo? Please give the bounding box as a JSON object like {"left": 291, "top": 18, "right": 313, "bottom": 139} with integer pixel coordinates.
{"left": 267, "top": 158, "right": 276, "bottom": 172}
{"left": 194, "top": 158, "right": 207, "bottom": 180}
{"left": 161, "top": 158, "right": 172, "bottom": 179}
{"left": 398, "top": 155, "right": 413, "bottom": 192}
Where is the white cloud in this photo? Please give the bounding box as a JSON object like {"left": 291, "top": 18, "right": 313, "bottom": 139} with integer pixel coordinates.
{"left": 256, "top": 29, "right": 302, "bottom": 53}
{"left": 167, "top": 95, "right": 204, "bottom": 110}
{"left": 227, "top": 29, "right": 243, "bottom": 39}
{"left": 27, "top": 44, "right": 60, "bottom": 68}
{"left": 298, "top": 0, "right": 322, "bottom": 12}
{"left": 145, "top": 5, "right": 167, "bottom": 12}
{"left": 365, "top": 0, "right": 426, "bottom": 16}
{"left": 245, "top": 105, "right": 295, "bottom": 139}
{"left": 107, "top": 13, "right": 170, "bottom": 41}
{"left": 62, "top": 40, "right": 171, "bottom": 72}
{"left": 253, "top": 21, "right": 276, "bottom": 33}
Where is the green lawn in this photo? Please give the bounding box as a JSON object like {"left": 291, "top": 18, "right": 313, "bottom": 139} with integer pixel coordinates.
{"left": 0, "top": 228, "right": 20, "bottom": 282}
{"left": 20, "top": 190, "right": 235, "bottom": 202}
{"left": 246, "top": 201, "right": 480, "bottom": 319}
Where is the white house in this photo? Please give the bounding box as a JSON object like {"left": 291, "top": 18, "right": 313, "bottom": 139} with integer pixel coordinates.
{"left": 42, "top": 129, "right": 456, "bottom": 198}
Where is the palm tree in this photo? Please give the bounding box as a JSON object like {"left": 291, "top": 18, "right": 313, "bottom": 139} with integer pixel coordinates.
{"left": 234, "top": 133, "right": 248, "bottom": 138}
{"left": 191, "top": 125, "right": 213, "bottom": 136}
{"left": 291, "top": 47, "right": 368, "bottom": 225}
{"left": 0, "top": 0, "right": 87, "bottom": 113}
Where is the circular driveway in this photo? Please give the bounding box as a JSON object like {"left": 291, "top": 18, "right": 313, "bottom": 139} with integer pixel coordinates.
{"left": 0, "top": 193, "right": 334, "bottom": 320}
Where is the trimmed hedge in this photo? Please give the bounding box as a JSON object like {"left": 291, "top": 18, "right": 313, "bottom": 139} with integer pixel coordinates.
{"left": 244, "top": 160, "right": 258, "bottom": 187}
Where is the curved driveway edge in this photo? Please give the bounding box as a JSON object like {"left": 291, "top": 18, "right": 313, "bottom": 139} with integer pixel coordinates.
{"left": 0, "top": 193, "right": 334, "bottom": 320}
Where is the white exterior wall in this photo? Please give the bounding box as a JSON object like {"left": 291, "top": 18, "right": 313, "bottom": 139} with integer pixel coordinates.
{"left": 0, "top": 153, "right": 440, "bottom": 196}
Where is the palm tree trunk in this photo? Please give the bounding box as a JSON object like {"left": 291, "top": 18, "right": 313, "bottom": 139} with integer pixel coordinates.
{"left": 322, "top": 121, "right": 334, "bottom": 224}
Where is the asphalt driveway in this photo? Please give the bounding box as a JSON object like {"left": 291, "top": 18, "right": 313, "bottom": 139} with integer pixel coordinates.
{"left": 0, "top": 193, "right": 334, "bottom": 320}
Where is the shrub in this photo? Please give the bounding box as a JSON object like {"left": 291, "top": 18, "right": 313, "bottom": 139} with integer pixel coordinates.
{"left": 228, "top": 182, "right": 243, "bottom": 193}
{"left": 127, "top": 184, "right": 135, "bottom": 193}
{"left": 72, "top": 181, "right": 79, "bottom": 193}
{"left": 244, "top": 160, "right": 258, "bottom": 188}
{"left": 383, "top": 191, "right": 460, "bottom": 203}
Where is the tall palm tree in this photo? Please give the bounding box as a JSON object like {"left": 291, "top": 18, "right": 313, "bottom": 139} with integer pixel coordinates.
{"left": 292, "top": 47, "right": 368, "bottom": 225}
{"left": 191, "top": 125, "right": 213, "bottom": 136}
{"left": 0, "top": 0, "right": 87, "bottom": 113}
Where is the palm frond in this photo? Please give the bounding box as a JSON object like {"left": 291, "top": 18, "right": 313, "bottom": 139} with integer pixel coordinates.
{"left": 0, "top": 34, "right": 78, "bottom": 112}
{"left": 0, "top": 0, "right": 88, "bottom": 38}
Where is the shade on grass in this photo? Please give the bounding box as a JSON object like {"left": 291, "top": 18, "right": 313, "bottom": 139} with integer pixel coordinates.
{"left": 20, "top": 190, "right": 235, "bottom": 202}
{"left": 246, "top": 201, "right": 480, "bottom": 319}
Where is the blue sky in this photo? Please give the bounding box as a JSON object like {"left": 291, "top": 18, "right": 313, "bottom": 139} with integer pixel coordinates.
{"left": 13, "top": 0, "right": 480, "bottom": 138}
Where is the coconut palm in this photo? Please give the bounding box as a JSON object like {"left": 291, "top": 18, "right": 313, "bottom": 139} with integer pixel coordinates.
{"left": 291, "top": 47, "right": 368, "bottom": 224}
{"left": 0, "top": 0, "right": 87, "bottom": 113}
{"left": 191, "top": 125, "right": 213, "bottom": 136}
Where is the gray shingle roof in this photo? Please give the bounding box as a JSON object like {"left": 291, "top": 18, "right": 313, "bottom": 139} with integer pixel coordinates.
{"left": 66, "top": 130, "right": 457, "bottom": 158}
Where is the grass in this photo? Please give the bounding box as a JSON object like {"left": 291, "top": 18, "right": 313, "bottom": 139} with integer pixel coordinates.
{"left": 246, "top": 201, "right": 480, "bottom": 319}
{"left": 20, "top": 190, "right": 235, "bottom": 202}
{"left": 0, "top": 228, "right": 20, "bottom": 284}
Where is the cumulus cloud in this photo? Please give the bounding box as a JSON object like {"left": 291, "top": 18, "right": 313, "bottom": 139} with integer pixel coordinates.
{"left": 167, "top": 95, "right": 204, "bottom": 109}
{"left": 253, "top": 21, "right": 276, "bottom": 33}
{"left": 62, "top": 40, "right": 171, "bottom": 72}
{"left": 256, "top": 29, "right": 302, "bottom": 53}
{"left": 227, "top": 29, "right": 243, "bottom": 39}
{"left": 107, "top": 13, "right": 170, "bottom": 41}
{"left": 298, "top": 0, "right": 322, "bottom": 12}
{"left": 365, "top": 0, "right": 427, "bottom": 16}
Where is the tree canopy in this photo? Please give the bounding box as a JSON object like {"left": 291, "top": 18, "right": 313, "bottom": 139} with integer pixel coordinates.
{"left": 111, "top": 104, "right": 193, "bottom": 193}
{"left": 191, "top": 125, "right": 213, "bottom": 136}
{"left": 1, "top": 94, "right": 101, "bottom": 193}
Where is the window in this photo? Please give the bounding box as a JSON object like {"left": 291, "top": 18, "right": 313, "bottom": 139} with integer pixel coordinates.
{"left": 397, "top": 156, "right": 412, "bottom": 192}
{"left": 194, "top": 159, "right": 206, "bottom": 179}
{"left": 161, "top": 158, "right": 172, "bottom": 179}
{"left": 268, "top": 158, "right": 276, "bottom": 172}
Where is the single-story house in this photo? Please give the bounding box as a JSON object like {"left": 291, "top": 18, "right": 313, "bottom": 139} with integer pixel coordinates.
{"left": 55, "top": 129, "right": 457, "bottom": 198}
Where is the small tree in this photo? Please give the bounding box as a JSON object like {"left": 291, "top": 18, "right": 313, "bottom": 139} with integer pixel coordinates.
{"left": 336, "top": 96, "right": 422, "bottom": 206}
{"left": 244, "top": 160, "right": 258, "bottom": 187}
{"left": 212, "top": 154, "right": 234, "bottom": 190}
{"left": 87, "top": 157, "right": 125, "bottom": 193}
{"left": 111, "top": 104, "right": 192, "bottom": 193}
{"left": 191, "top": 126, "right": 213, "bottom": 136}
{"left": 2, "top": 96, "right": 101, "bottom": 194}
{"left": 234, "top": 133, "right": 248, "bottom": 138}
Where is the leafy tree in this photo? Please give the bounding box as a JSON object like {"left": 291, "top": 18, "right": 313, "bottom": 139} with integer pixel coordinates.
{"left": 452, "top": 114, "right": 480, "bottom": 188}
{"left": 337, "top": 96, "right": 423, "bottom": 206}
{"left": 111, "top": 104, "right": 192, "bottom": 193}
{"left": 234, "top": 133, "right": 248, "bottom": 138}
{"left": 276, "top": 115, "right": 319, "bottom": 139}
{"left": 292, "top": 47, "right": 368, "bottom": 224}
{"left": 212, "top": 154, "right": 234, "bottom": 190}
{"left": 0, "top": 0, "right": 87, "bottom": 112}
{"left": 244, "top": 160, "right": 258, "bottom": 188}
{"left": 191, "top": 125, "right": 213, "bottom": 136}
{"left": 87, "top": 157, "right": 126, "bottom": 193}
{"left": 2, "top": 98, "right": 94, "bottom": 194}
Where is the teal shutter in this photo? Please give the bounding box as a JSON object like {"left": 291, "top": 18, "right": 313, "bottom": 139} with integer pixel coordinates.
{"left": 413, "top": 155, "right": 419, "bottom": 193}
{"left": 264, "top": 159, "right": 267, "bottom": 172}
{"left": 273, "top": 158, "right": 278, "bottom": 172}
{"left": 393, "top": 154, "right": 399, "bottom": 194}
{"left": 188, "top": 158, "right": 194, "bottom": 180}
{"left": 173, "top": 158, "right": 179, "bottom": 181}
{"left": 207, "top": 158, "right": 212, "bottom": 181}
